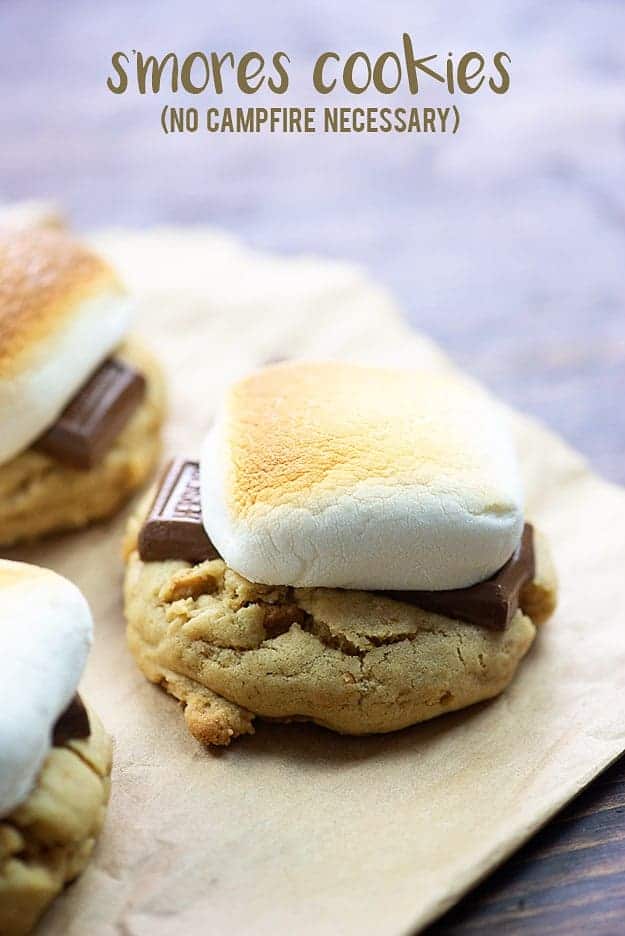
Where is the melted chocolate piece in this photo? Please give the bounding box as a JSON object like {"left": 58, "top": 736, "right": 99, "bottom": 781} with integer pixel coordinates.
{"left": 380, "top": 524, "right": 535, "bottom": 631}
{"left": 52, "top": 694, "right": 90, "bottom": 746}
{"left": 35, "top": 357, "right": 146, "bottom": 470}
{"left": 138, "top": 458, "right": 536, "bottom": 631}
{"left": 138, "top": 458, "right": 220, "bottom": 563}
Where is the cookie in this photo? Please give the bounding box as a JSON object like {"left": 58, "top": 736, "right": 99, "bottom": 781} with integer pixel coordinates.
{"left": 0, "top": 560, "right": 112, "bottom": 935}
{"left": 0, "top": 708, "right": 112, "bottom": 936}
{"left": 0, "top": 227, "right": 165, "bottom": 546}
{"left": 124, "top": 502, "right": 557, "bottom": 744}
{"left": 125, "top": 362, "right": 557, "bottom": 745}
{"left": 0, "top": 339, "right": 165, "bottom": 548}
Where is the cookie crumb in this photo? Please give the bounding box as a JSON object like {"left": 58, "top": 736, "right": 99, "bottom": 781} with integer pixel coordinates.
{"left": 159, "top": 561, "right": 223, "bottom": 602}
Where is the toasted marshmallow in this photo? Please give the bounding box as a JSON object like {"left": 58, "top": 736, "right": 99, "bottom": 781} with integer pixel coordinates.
{"left": 0, "top": 560, "right": 93, "bottom": 817}
{"left": 201, "top": 362, "right": 524, "bottom": 590}
{"left": 0, "top": 227, "right": 132, "bottom": 466}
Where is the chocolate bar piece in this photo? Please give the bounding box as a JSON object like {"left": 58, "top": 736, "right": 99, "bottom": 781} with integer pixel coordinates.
{"left": 35, "top": 358, "right": 146, "bottom": 470}
{"left": 381, "top": 524, "right": 535, "bottom": 631}
{"left": 52, "top": 694, "right": 91, "bottom": 746}
{"left": 138, "top": 458, "right": 220, "bottom": 563}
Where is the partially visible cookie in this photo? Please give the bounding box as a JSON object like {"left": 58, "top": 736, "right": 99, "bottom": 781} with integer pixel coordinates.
{"left": 0, "top": 227, "right": 166, "bottom": 547}
{"left": 0, "top": 560, "right": 113, "bottom": 935}
{"left": 124, "top": 508, "right": 557, "bottom": 744}
{"left": 0, "top": 708, "right": 112, "bottom": 936}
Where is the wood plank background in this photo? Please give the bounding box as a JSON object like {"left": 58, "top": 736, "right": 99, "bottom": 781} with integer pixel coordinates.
{"left": 1, "top": 1, "right": 624, "bottom": 932}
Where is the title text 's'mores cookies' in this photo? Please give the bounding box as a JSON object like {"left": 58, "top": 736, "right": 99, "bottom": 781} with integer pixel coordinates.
{"left": 0, "top": 227, "right": 165, "bottom": 546}
{"left": 0, "top": 561, "right": 112, "bottom": 936}
{"left": 124, "top": 363, "right": 557, "bottom": 746}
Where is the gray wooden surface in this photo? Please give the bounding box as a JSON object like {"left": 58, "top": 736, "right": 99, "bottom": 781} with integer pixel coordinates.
{"left": 1, "top": 2, "right": 624, "bottom": 933}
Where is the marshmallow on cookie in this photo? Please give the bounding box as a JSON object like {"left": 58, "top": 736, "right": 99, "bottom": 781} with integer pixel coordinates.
{"left": 0, "top": 226, "right": 165, "bottom": 546}
{"left": 201, "top": 362, "right": 524, "bottom": 591}
{"left": 0, "top": 227, "right": 132, "bottom": 466}
{"left": 0, "top": 562, "right": 93, "bottom": 816}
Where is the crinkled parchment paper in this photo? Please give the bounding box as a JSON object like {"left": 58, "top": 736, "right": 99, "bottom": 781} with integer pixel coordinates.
{"left": 9, "top": 228, "right": 625, "bottom": 935}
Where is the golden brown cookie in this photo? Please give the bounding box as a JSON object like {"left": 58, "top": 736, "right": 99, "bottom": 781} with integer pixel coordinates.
{"left": 0, "top": 707, "right": 112, "bottom": 936}
{"left": 124, "top": 501, "right": 557, "bottom": 745}
{"left": 0, "top": 340, "right": 165, "bottom": 548}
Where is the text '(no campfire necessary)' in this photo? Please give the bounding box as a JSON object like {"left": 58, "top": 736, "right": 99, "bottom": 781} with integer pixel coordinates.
{"left": 158, "top": 105, "right": 459, "bottom": 135}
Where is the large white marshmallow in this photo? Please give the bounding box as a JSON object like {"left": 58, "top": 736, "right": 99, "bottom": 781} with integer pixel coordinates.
{"left": 0, "top": 227, "right": 132, "bottom": 466}
{"left": 0, "top": 560, "right": 93, "bottom": 817}
{"left": 201, "top": 362, "right": 524, "bottom": 590}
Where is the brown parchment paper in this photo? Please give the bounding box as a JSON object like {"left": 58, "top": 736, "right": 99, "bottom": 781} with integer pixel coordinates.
{"left": 10, "top": 228, "right": 625, "bottom": 936}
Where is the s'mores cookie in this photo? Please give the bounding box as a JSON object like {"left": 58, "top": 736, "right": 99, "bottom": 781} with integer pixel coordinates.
{"left": 0, "top": 561, "right": 112, "bottom": 936}
{"left": 0, "top": 227, "right": 166, "bottom": 547}
{"left": 123, "top": 362, "right": 557, "bottom": 746}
